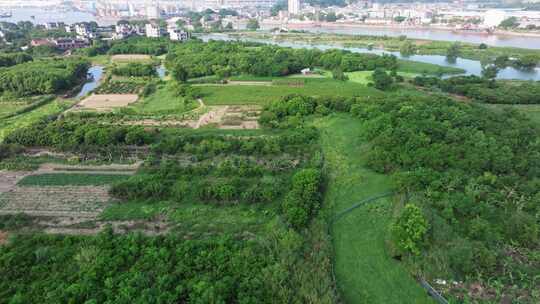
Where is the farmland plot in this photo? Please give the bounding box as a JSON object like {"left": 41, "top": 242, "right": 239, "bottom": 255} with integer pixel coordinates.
{"left": 0, "top": 185, "right": 111, "bottom": 218}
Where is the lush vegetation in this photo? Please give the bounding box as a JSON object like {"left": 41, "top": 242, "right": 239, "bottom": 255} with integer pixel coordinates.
{"left": 0, "top": 99, "right": 74, "bottom": 143}
{"left": 0, "top": 59, "right": 89, "bottom": 96}
{"left": 0, "top": 231, "right": 334, "bottom": 303}
{"left": 166, "top": 40, "right": 398, "bottom": 80}
{"left": 0, "top": 53, "right": 32, "bottom": 67}
{"left": 4, "top": 116, "right": 154, "bottom": 150}
{"left": 315, "top": 115, "right": 431, "bottom": 303}
{"left": 108, "top": 37, "right": 170, "bottom": 56}
{"left": 352, "top": 94, "right": 540, "bottom": 301}
{"left": 112, "top": 62, "right": 157, "bottom": 77}
{"left": 414, "top": 75, "right": 540, "bottom": 104}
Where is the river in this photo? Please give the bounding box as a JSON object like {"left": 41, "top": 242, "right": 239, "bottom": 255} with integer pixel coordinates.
{"left": 1, "top": 8, "right": 97, "bottom": 25}
{"left": 283, "top": 26, "right": 540, "bottom": 50}
{"left": 200, "top": 33, "right": 540, "bottom": 81}
{"left": 76, "top": 66, "right": 103, "bottom": 99}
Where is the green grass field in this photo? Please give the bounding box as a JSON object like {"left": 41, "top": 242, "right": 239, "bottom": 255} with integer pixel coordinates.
{"left": 199, "top": 78, "right": 381, "bottom": 105}
{"left": 128, "top": 83, "right": 197, "bottom": 115}
{"left": 0, "top": 100, "right": 73, "bottom": 143}
{"left": 18, "top": 173, "right": 130, "bottom": 187}
{"left": 315, "top": 115, "right": 432, "bottom": 304}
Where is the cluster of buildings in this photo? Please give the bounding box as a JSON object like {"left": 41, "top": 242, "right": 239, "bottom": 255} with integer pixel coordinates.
{"left": 28, "top": 18, "right": 190, "bottom": 52}
{"left": 267, "top": 2, "right": 540, "bottom": 32}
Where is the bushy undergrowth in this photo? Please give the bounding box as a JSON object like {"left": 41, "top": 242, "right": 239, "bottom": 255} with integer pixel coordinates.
{"left": 108, "top": 37, "right": 170, "bottom": 56}
{"left": 0, "top": 229, "right": 337, "bottom": 303}
{"left": 166, "top": 40, "right": 398, "bottom": 80}
{"left": 112, "top": 62, "right": 156, "bottom": 77}
{"left": 353, "top": 93, "right": 540, "bottom": 301}
{"left": 0, "top": 59, "right": 89, "bottom": 96}
{"left": 4, "top": 116, "right": 154, "bottom": 150}
{"left": 414, "top": 75, "right": 540, "bottom": 104}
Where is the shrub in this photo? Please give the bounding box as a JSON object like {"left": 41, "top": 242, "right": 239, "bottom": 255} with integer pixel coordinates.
{"left": 390, "top": 204, "right": 428, "bottom": 255}
{"left": 282, "top": 168, "right": 322, "bottom": 229}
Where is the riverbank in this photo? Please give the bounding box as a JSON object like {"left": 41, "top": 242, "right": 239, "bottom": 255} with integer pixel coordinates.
{"left": 232, "top": 31, "right": 540, "bottom": 64}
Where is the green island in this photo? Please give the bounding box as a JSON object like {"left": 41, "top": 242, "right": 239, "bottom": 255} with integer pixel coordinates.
{"left": 231, "top": 31, "right": 540, "bottom": 68}
{"left": 0, "top": 33, "right": 538, "bottom": 304}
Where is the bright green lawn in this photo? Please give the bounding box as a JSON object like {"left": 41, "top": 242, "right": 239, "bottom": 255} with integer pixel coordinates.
{"left": 0, "top": 100, "right": 73, "bottom": 143}
{"left": 315, "top": 114, "right": 432, "bottom": 304}
{"left": 128, "top": 83, "right": 197, "bottom": 115}
{"left": 199, "top": 78, "right": 381, "bottom": 105}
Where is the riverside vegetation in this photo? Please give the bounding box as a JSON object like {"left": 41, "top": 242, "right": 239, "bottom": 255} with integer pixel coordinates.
{"left": 0, "top": 36, "right": 538, "bottom": 303}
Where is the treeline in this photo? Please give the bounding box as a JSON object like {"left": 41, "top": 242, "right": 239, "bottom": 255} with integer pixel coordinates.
{"left": 112, "top": 62, "right": 157, "bottom": 77}
{"left": 166, "top": 40, "right": 397, "bottom": 80}
{"left": 108, "top": 37, "right": 170, "bottom": 56}
{"left": 4, "top": 116, "right": 154, "bottom": 149}
{"left": 0, "top": 53, "right": 32, "bottom": 67}
{"left": 353, "top": 94, "right": 539, "bottom": 299}
{"left": 0, "top": 59, "right": 89, "bottom": 96}
{"left": 414, "top": 75, "right": 540, "bottom": 104}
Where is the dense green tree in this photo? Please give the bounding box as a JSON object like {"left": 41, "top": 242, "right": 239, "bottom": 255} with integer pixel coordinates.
{"left": 499, "top": 17, "right": 519, "bottom": 28}
{"left": 371, "top": 68, "right": 393, "bottom": 90}
{"left": 391, "top": 204, "right": 428, "bottom": 255}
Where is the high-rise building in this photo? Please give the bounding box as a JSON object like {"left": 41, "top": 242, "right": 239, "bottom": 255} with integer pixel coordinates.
{"left": 288, "top": 0, "right": 300, "bottom": 15}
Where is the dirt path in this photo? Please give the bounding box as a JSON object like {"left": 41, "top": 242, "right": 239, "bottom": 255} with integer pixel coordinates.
{"left": 193, "top": 81, "right": 272, "bottom": 87}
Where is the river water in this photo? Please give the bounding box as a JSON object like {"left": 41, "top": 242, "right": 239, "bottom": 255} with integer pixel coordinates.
{"left": 76, "top": 66, "right": 103, "bottom": 99}
{"left": 200, "top": 33, "right": 540, "bottom": 81}
{"left": 1, "top": 8, "right": 97, "bottom": 25}
{"left": 292, "top": 26, "right": 540, "bottom": 50}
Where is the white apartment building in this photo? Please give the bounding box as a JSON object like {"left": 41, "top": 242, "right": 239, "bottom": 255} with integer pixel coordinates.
{"left": 168, "top": 28, "right": 190, "bottom": 41}
{"left": 288, "top": 0, "right": 300, "bottom": 15}
{"left": 145, "top": 23, "right": 162, "bottom": 38}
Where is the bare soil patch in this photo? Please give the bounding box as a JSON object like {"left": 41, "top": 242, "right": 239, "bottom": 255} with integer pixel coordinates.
{"left": 111, "top": 54, "right": 151, "bottom": 62}
{"left": 74, "top": 94, "right": 139, "bottom": 111}
{"left": 0, "top": 171, "right": 31, "bottom": 194}
{"left": 0, "top": 231, "right": 7, "bottom": 245}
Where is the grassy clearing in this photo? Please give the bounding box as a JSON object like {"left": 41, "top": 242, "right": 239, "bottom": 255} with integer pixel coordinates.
{"left": 18, "top": 173, "right": 130, "bottom": 187}
{"left": 314, "top": 114, "right": 432, "bottom": 304}
{"left": 199, "top": 78, "right": 381, "bottom": 105}
{"left": 0, "top": 99, "right": 73, "bottom": 143}
{"left": 346, "top": 70, "right": 419, "bottom": 84}
{"left": 128, "top": 83, "right": 197, "bottom": 115}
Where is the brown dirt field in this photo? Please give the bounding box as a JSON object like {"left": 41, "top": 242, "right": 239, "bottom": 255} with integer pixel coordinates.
{"left": 76, "top": 94, "right": 139, "bottom": 111}
{"left": 111, "top": 54, "right": 151, "bottom": 61}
